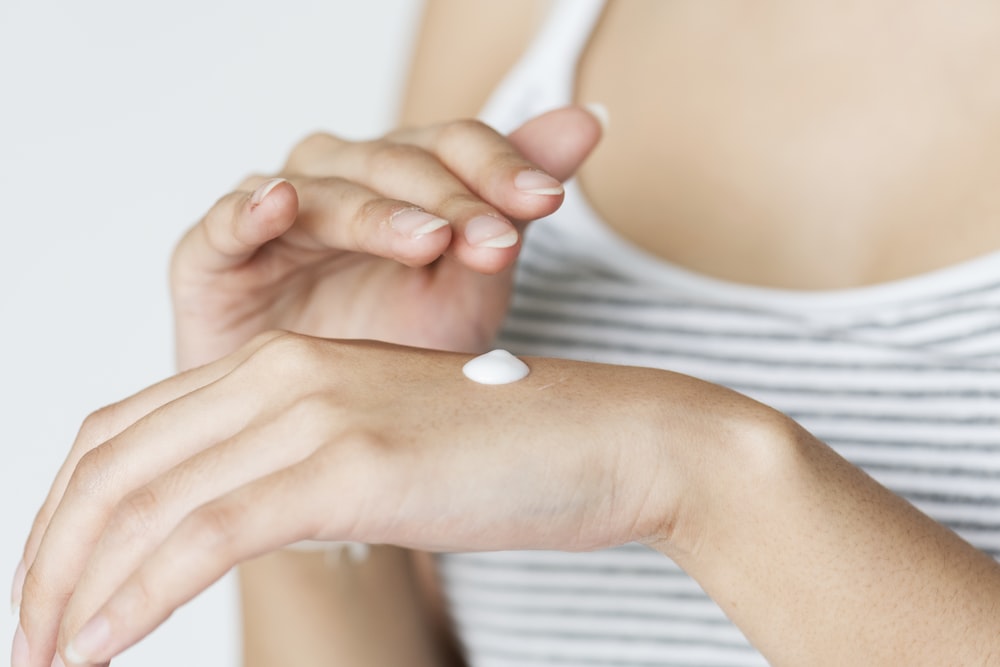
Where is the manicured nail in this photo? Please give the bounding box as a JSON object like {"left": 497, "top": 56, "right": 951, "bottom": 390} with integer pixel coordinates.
{"left": 250, "top": 178, "right": 286, "bottom": 207}
{"left": 51, "top": 652, "right": 66, "bottom": 667}
{"left": 11, "top": 624, "right": 29, "bottom": 667}
{"left": 389, "top": 209, "right": 449, "bottom": 238}
{"left": 465, "top": 216, "right": 518, "bottom": 248}
{"left": 514, "top": 170, "right": 563, "bottom": 195}
{"left": 10, "top": 560, "right": 25, "bottom": 615}
{"left": 65, "top": 615, "right": 111, "bottom": 665}
{"left": 584, "top": 102, "right": 610, "bottom": 132}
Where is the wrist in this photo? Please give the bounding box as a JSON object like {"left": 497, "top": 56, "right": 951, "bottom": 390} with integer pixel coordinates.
{"left": 643, "top": 389, "right": 802, "bottom": 561}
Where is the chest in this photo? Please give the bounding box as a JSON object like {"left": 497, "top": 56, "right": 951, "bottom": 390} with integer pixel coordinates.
{"left": 574, "top": 0, "right": 1000, "bottom": 289}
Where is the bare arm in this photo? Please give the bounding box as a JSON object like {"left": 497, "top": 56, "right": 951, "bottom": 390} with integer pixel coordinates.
{"left": 653, "top": 418, "right": 1000, "bottom": 665}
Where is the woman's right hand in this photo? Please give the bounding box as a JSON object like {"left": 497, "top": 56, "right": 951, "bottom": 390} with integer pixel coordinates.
{"left": 170, "top": 106, "right": 602, "bottom": 370}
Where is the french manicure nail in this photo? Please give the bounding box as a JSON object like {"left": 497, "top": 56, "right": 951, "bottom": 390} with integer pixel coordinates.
{"left": 65, "top": 615, "right": 110, "bottom": 665}
{"left": 10, "top": 560, "right": 25, "bottom": 616}
{"left": 514, "top": 170, "right": 563, "bottom": 195}
{"left": 465, "top": 216, "right": 518, "bottom": 248}
{"left": 389, "top": 209, "right": 449, "bottom": 238}
{"left": 250, "top": 178, "right": 287, "bottom": 207}
{"left": 584, "top": 102, "right": 610, "bottom": 132}
{"left": 11, "top": 624, "right": 29, "bottom": 667}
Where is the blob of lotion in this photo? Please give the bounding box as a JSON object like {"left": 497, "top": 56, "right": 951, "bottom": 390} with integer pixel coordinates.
{"left": 462, "top": 349, "right": 530, "bottom": 385}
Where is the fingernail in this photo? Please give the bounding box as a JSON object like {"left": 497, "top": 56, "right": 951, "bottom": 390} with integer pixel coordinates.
{"left": 65, "top": 615, "right": 110, "bottom": 665}
{"left": 250, "top": 178, "right": 286, "bottom": 207}
{"left": 51, "top": 652, "right": 66, "bottom": 667}
{"left": 514, "top": 170, "right": 563, "bottom": 195}
{"left": 584, "top": 102, "right": 610, "bottom": 132}
{"left": 465, "top": 216, "right": 518, "bottom": 248}
{"left": 11, "top": 624, "right": 29, "bottom": 667}
{"left": 389, "top": 209, "right": 449, "bottom": 238}
{"left": 10, "top": 560, "right": 25, "bottom": 615}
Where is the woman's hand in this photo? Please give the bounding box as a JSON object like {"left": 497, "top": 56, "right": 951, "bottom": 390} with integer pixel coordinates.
{"left": 12, "top": 333, "right": 742, "bottom": 667}
{"left": 170, "top": 107, "right": 602, "bottom": 370}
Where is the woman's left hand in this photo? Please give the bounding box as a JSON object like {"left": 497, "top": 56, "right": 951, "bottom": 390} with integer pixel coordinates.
{"left": 14, "top": 332, "right": 758, "bottom": 667}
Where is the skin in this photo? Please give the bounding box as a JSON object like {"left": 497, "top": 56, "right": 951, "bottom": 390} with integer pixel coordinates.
{"left": 12, "top": 0, "right": 1000, "bottom": 665}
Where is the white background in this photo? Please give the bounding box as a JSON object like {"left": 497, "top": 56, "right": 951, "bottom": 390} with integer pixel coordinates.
{"left": 0, "top": 0, "right": 423, "bottom": 664}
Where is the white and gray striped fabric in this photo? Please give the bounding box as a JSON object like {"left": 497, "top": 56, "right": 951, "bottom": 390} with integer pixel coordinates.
{"left": 437, "top": 1, "right": 1000, "bottom": 664}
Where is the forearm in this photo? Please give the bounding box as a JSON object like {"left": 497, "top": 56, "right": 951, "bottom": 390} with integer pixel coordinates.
{"left": 239, "top": 546, "right": 460, "bottom": 667}
{"left": 654, "top": 412, "right": 1000, "bottom": 665}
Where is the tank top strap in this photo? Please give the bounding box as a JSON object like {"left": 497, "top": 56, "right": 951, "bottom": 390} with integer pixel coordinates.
{"left": 478, "top": 0, "right": 607, "bottom": 133}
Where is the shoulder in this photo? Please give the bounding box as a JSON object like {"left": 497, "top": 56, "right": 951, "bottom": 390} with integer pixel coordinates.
{"left": 399, "top": 0, "right": 551, "bottom": 126}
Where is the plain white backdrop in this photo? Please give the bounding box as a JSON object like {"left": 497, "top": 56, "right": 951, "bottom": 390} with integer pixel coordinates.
{"left": 0, "top": 0, "right": 423, "bottom": 663}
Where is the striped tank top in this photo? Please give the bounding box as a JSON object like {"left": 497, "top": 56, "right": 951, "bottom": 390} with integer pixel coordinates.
{"left": 436, "top": 2, "right": 1000, "bottom": 665}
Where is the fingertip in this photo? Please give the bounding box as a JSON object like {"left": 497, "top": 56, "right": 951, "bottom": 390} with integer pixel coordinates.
{"left": 243, "top": 179, "right": 298, "bottom": 245}
{"left": 447, "top": 219, "right": 522, "bottom": 275}
{"left": 249, "top": 177, "right": 288, "bottom": 208}
{"left": 388, "top": 209, "right": 449, "bottom": 239}
{"left": 388, "top": 214, "right": 454, "bottom": 268}
{"left": 248, "top": 178, "right": 297, "bottom": 219}
{"left": 508, "top": 105, "right": 604, "bottom": 182}
{"left": 64, "top": 613, "right": 111, "bottom": 665}
{"left": 513, "top": 170, "right": 565, "bottom": 196}
{"left": 452, "top": 245, "right": 521, "bottom": 276}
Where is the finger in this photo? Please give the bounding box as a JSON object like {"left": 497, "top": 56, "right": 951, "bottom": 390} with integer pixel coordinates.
{"left": 395, "top": 107, "right": 601, "bottom": 270}
{"left": 506, "top": 105, "right": 605, "bottom": 182}
{"left": 19, "top": 331, "right": 283, "bottom": 574}
{"left": 398, "top": 105, "right": 603, "bottom": 217}
{"left": 270, "top": 176, "right": 456, "bottom": 269}
{"left": 390, "top": 119, "right": 566, "bottom": 222}
{"left": 172, "top": 177, "right": 298, "bottom": 276}
{"left": 58, "top": 443, "right": 355, "bottom": 666}
{"left": 289, "top": 138, "right": 526, "bottom": 272}
{"left": 58, "top": 396, "right": 331, "bottom": 650}
{"left": 13, "top": 333, "right": 285, "bottom": 667}
{"left": 19, "top": 365, "right": 279, "bottom": 667}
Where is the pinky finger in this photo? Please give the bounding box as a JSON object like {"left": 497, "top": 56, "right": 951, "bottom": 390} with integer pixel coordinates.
{"left": 58, "top": 450, "right": 345, "bottom": 666}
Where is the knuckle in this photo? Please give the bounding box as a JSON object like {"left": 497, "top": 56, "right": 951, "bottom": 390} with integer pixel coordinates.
{"left": 241, "top": 329, "right": 290, "bottom": 355}
{"left": 123, "top": 568, "right": 158, "bottom": 620}
{"left": 355, "top": 196, "right": 401, "bottom": 231}
{"left": 435, "top": 118, "right": 492, "bottom": 146}
{"left": 436, "top": 190, "right": 484, "bottom": 214}
{"left": 109, "top": 486, "right": 161, "bottom": 543}
{"left": 68, "top": 444, "right": 117, "bottom": 502}
{"left": 364, "top": 140, "right": 429, "bottom": 172}
{"left": 245, "top": 331, "right": 324, "bottom": 378}
{"left": 285, "top": 131, "right": 339, "bottom": 172}
{"left": 184, "top": 502, "right": 243, "bottom": 552}
{"left": 485, "top": 146, "right": 527, "bottom": 174}
{"left": 78, "top": 404, "right": 121, "bottom": 447}
{"left": 19, "top": 566, "right": 63, "bottom": 630}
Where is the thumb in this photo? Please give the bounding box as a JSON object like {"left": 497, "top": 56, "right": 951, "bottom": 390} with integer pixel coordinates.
{"left": 506, "top": 105, "right": 605, "bottom": 183}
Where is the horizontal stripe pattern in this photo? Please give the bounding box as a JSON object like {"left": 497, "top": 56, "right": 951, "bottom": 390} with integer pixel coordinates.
{"left": 439, "top": 216, "right": 1000, "bottom": 666}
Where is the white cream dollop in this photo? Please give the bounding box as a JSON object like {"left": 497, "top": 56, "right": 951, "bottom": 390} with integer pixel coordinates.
{"left": 462, "top": 349, "right": 530, "bottom": 385}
